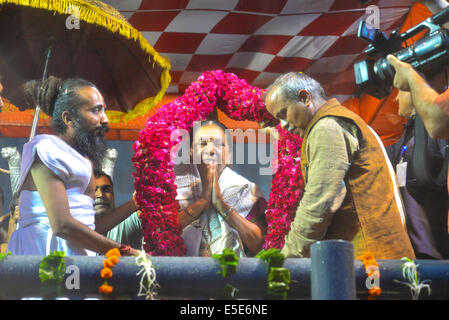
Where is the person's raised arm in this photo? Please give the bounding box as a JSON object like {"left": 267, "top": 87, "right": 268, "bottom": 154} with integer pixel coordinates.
{"left": 177, "top": 164, "right": 213, "bottom": 229}
{"left": 94, "top": 196, "right": 138, "bottom": 234}
{"left": 387, "top": 54, "right": 449, "bottom": 138}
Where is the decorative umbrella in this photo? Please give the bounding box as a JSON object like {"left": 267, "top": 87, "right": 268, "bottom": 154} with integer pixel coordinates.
{"left": 0, "top": 0, "right": 171, "bottom": 137}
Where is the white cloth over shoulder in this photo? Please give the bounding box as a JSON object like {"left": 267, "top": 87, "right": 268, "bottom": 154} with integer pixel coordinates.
{"left": 175, "top": 164, "right": 262, "bottom": 257}
{"left": 7, "top": 134, "right": 96, "bottom": 256}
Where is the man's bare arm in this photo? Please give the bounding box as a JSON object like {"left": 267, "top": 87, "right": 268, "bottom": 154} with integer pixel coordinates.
{"left": 94, "top": 198, "right": 138, "bottom": 234}
{"left": 30, "top": 157, "right": 138, "bottom": 254}
{"left": 386, "top": 0, "right": 449, "bottom": 138}
{"left": 387, "top": 55, "right": 449, "bottom": 138}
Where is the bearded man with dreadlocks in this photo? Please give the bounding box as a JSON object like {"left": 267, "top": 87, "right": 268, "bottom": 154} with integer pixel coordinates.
{"left": 7, "top": 76, "right": 140, "bottom": 256}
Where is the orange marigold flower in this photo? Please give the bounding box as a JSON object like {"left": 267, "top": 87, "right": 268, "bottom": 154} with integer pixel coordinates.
{"left": 103, "top": 259, "right": 115, "bottom": 269}
{"left": 367, "top": 287, "right": 382, "bottom": 300}
{"left": 105, "top": 248, "right": 121, "bottom": 258}
{"left": 98, "top": 283, "right": 113, "bottom": 294}
{"left": 108, "top": 255, "right": 119, "bottom": 265}
{"left": 369, "top": 287, "right": 382, "bottom": 296}
{"left": 101, "top": 267, "right": 113, "bottom": 279}
{"left": 357, "top": 251, "right": 381, "bottom": 300}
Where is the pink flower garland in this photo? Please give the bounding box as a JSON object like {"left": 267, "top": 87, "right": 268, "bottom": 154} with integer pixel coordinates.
{"left": 132, "top": 70, "right": 305, "bottom": 256}
{"left": 263, "top": 127, "right": 304, "bottom": 249}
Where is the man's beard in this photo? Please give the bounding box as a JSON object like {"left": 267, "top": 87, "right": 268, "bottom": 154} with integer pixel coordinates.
{"left": 72, "top": 118, "right": 109, "bottom": 169}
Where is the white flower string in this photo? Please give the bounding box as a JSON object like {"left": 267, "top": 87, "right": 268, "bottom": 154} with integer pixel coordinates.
{"left": 394, "top": 257, "right": 431, "bottom": 300}
{"left": 135, "top": 249, "right": 159, "bottom": 300}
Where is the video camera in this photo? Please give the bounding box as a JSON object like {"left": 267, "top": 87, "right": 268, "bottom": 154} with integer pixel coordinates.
{"left": 354, "top": 6, "right": 449, "bottom": 99}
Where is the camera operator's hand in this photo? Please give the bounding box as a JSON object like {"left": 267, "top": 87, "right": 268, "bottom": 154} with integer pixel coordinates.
{"left": 387, "top": 55, "right": 449, "bottom": 139}
{"left": 387, "top": 55, "right": 416, "bottom": 92}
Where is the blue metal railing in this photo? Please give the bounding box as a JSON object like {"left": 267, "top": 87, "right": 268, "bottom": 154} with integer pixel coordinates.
{"left": 0, "top": 241, "right": 448, "bottom": 299}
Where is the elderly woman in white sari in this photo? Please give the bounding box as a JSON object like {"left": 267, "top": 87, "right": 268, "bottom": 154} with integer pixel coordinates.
{"left": 175, "top": 120, "right": 267, "bottom": 257}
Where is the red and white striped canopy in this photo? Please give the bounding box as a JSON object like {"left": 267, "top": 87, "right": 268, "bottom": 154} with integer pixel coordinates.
{"left": 104, "top": 0, "right": 412, "bottom": 101}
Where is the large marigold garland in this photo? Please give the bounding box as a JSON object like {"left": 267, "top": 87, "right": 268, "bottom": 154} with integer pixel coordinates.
{"left": 132, "top": 70, "right": 305, "bottom": 256}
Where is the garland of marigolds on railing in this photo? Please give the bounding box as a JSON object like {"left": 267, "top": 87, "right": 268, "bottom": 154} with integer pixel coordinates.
{"left": 98, "top": 248, "right": 121, "bottom": 295}
{"left": 357, "top": 252, "right": 382, "bottom": 300}
{"left": 133, "top": 70, "right": 305, "bottom": 256}
{"left": 256, "top": 248, "right": 290, "bottom": 300}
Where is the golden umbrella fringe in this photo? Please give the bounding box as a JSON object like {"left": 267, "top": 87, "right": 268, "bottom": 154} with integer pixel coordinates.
{"left": 18, "top": 69, "right": 172, "bottom": 124}
{"left": 3, "top": 69, "right": 172, "bottom": 124}
{"left": 107, "top": 69, "right": 171, "bottom": 124}
{"left": 1, "top": 0, "right": 172, "bottom": 124}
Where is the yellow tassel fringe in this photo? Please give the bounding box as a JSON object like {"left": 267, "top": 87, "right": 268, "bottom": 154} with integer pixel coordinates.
{"left": 0, "top": 0, "right": 172, "bottom": 124}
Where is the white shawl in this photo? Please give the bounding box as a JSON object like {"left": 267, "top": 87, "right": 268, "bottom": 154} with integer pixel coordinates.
{"left": 174, "top": 164, "right": 262, "bottom": 257}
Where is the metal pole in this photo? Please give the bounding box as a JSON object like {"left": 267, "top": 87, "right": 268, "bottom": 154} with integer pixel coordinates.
{"left": 29, "top": 40, "right": 54, "bottom": 141}
{"left": 311, "top": 240, "right": 356, "bottom": 300}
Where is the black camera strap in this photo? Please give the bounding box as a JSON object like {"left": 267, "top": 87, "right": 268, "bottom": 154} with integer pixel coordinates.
{"left": 412, "top": 113, "right": 449, "bottom": 189}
